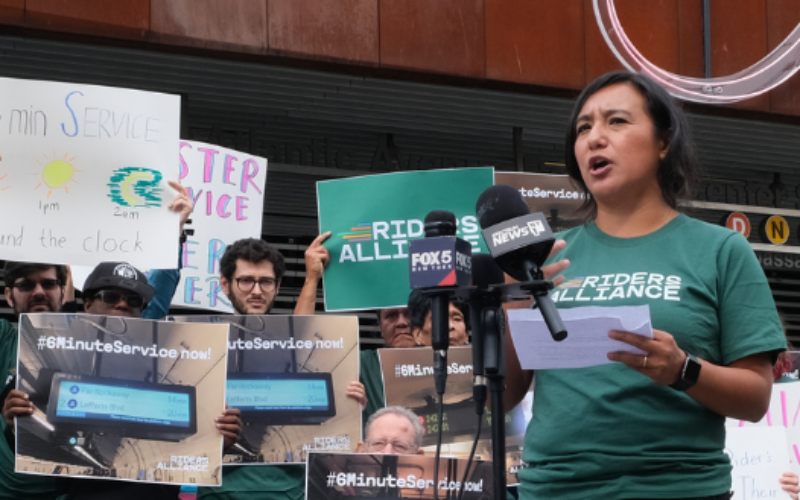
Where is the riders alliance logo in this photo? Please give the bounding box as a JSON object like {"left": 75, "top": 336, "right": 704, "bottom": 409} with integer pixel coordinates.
{"left": 338, "top": 216, "right": 481, "bottom": 263}
{"left": 551, "top": 272, "right": 682, "bottom": 303}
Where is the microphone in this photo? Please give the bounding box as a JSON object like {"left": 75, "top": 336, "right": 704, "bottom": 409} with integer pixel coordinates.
{"left": 409, "top": 210, "right": 472, "bottom": 396}
{"left": 476, "top": 185, "right": 568, "bottom": 341}
{"left": 466, "top": 254, "right": 506, "bottom": 416}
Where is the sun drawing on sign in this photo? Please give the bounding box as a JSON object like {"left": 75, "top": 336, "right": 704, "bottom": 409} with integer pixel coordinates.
{"left": 34, "top": 153, "right": 79, "bottom": 198}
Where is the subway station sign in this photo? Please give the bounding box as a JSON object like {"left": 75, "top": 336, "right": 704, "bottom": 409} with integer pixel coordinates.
{"left": 721, "top": 211, "right": 799, "bottom": 246}
{"left": 756, "top": 251, "right": 800, "bottom": 271}
{"left": 760, "top": 215, "right": 790, "bottom": 245}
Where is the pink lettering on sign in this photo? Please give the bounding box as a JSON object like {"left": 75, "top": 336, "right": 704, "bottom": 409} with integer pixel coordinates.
{"left": 236, "top": 197, "right": 249, "bottom": 221}
{"left": 240, "top": 159, "right": 262, "bottom": 195}
{"left": 199, "top": 147, "right": 219, "bottom": 183}
{"left": 179, "top": 142, "right": 192, "bottom": 179}
{"left": 217, "top": 194, "right": 231, "bottom": 219}
{"left": 181, "top": 240, "right": 198, "bottom": 270}
{"left": 784, "top": 390, "right": 789, "bottom": 428}
{"left": 223, "top": 154, "right": 237, "bottom": 185}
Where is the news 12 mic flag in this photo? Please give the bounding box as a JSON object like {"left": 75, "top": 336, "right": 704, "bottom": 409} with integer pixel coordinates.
{"left": 317, "top": 168, "right": 493, "bottom": 311}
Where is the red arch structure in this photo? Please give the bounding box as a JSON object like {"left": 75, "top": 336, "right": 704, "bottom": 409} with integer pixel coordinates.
{"left": 593, "top": 0, "right": 800, "bottom": 104}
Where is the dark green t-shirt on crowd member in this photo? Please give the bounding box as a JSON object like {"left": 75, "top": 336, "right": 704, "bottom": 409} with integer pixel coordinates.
{"left": 0, "top": 319, "right": 59, "bottom": 500}
{"left": 360, "top": 349, "right": 385, "bottom": 424}
{"left": 518, "top": 215, "right": 786, "bottom": 500}
{"left": 198, "top": 464, "right": 304, "bottom": 500}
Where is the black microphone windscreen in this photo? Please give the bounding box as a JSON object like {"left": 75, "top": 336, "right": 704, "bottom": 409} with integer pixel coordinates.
{"left": 471, "top": 254, "right": 505, "bottom": 289}
{"left": 423, "top": 210, "right": 457, "bottom": 237}
{"left": 476, "top": 185, "right": 530, "bottom": 229}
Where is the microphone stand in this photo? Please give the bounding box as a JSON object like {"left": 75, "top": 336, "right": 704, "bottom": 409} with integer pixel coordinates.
{"left": 463, "top": 275, "right": 565, "bottom": 500}
{"left": 481, "top": 287, "right": 507, "bottom": 500}
{"left": 458, "top": 284, "right": 507, "bottom": 500}
{"left": 421, "top": 288, "right": 454, "bottom": 500}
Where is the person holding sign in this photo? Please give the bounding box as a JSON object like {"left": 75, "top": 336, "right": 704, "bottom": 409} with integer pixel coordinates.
{"left": 407, "top": 289, "right": 469, "bottom": 348}
{"left": 504, "top": 71, "right": 785, "bottom": 500}
{"left": 360, "top": 307, "right": 413, "bottom": 423}
{"left": 293, "top": 232, "right": 331, "bottom": 316}
{"left": 357, "top": 406, "right": 424, "bottom": 456}
{"left": 360, "top": 290, "right": 469, "bottom": 428}
{"left": 5, "top": 260, "right": 241, "bottom": 500}
{"left": 0, "top": 180, "right": 195, "bottom": 499}
{"left": 0, "top": 261, "right": 69, "bottom": 499}
{"left": 774, "top": 351, "right": 800, "bottom": 500}
{"left": 198, "top": 237, "right": 365, "bottom": 500}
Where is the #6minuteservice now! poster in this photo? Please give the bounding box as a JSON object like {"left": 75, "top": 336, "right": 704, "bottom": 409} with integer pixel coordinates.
{"left": 15, "top": 314, "right": 229, "bottom": 486}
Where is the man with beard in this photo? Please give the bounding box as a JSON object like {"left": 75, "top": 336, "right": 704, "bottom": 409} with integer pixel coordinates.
{"left": 197, "top": 237, "right": 364, "bottom": 500}
{"left": 0, "top": 181, "right": 194, "bottom": 499}
{"left": 0, "top": 262, "right": 69, "bottom": 499}
{"left": 5, "top": 261, "right": 241, "bottom": 500}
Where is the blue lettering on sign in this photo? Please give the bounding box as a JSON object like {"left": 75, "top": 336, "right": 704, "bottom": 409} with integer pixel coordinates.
{"left": 61, "top": 91, "right": 84, "bottom": 137}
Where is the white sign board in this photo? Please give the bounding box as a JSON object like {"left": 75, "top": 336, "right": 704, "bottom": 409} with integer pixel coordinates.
{"left": 728, "top": 382, "right": 800, "bottom": 473}
{"left": 725, "top": 427, "right": 792, "bottom": 499}
{"left": 174, "top": 141, "right": 268, "bottom": 312}
{"left": 0, "top": 77, "right": 181, "bottom": 268}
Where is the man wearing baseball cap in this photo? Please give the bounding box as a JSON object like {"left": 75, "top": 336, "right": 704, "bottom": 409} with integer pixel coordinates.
{"left": 44, "top": 260, "right": 241, "bottom": 499}
{"left": 81, "top": 261, "right": 155, "bottom": 317}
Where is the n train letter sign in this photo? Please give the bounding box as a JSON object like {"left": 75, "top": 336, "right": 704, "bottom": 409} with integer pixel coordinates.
{"left": 760, "top": 215, "right": 790, "bottom": 245}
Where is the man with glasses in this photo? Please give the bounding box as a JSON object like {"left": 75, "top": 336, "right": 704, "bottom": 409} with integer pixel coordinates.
{"left": 4, "top": 262, "right": 69, "bottom": 315}
{"left": 357, "top": 406, "right": 424, "bottom": 456}
{"left": 197, "top": 237, "right": 364, "bottom": 500}
{"left": 0, "top": 181, "right": 195, "bottom": 499}
{"left": 0, "top": 262, "right": 181, "bottom": 500}
{"left": 81, "top": 262, "right": 154, "bottom": 316}
{"left": 0, "top": 262, "right": 69, "bottom": 499}
{"left": 5, "top": 260, "right": 241, "bottom": 499}
{"left": 219, "top": 238, "right": 285, "bottom": 316}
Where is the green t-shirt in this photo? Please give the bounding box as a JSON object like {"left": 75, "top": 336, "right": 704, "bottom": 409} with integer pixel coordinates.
{"left": 518, "top": 215, "right": 786, "bottom": 499}
{"left": 360, "top": 349, "right": 385, "bottom": 424}
{"left": 0, "top": 319, "right": 60, "bottom": 500}
{"left": 198, "top": 464, "right": 304, "bottom": 500}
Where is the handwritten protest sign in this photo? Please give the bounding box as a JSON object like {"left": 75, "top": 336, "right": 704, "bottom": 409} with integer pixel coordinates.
{"left": 728, "top": 381, "right": 800, "bottom": 473}
{"left": 175, "top": 141, "right": 268, "bottom": 312}
{"left": 0, "top": 77, "right": 181, "bottom": 269}
{"left": 15, "top": 314, "right": 229, "bottom": 486}
{"left": 306, "top": 452, "right": 494, "bottom": 500}
{"left": 317, "top": 168, "right": 494, "bottom": 311}
{"left": 725, "top": 427, "right": 792, "bottom": 499}
{"left": 170, "top": 314, "right": 361, "bottom": 464}
{"left": 378, "top": 346, "right": 528, "bottom": 485}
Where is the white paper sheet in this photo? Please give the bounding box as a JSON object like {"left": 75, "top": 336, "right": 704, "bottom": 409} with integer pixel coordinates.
{"left": 507, "top": 305, "right": 653, "bottom": 369}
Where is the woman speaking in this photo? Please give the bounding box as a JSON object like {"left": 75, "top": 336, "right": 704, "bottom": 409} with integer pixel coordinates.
{"left": 505, "top": 71, "right": 786, "bottom": 500}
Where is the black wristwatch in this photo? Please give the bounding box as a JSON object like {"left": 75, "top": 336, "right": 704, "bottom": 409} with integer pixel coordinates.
{"left": 670, "top": 352, "right": 702, "bottom": 391}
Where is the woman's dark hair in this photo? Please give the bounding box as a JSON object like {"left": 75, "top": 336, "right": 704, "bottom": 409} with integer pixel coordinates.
{"left": 407, "top": 289, "right": 470, "bottom": 331}
{"left": 565, "top": 71, "right": 701, "bottom": 217}
{"left": 219, "top": 238, "right": 286, "bottom": 282}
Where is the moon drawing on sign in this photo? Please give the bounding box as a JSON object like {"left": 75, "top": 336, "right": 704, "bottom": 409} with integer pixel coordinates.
{"left": 107, "top": 166, "right": 163, "bottom": 208}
